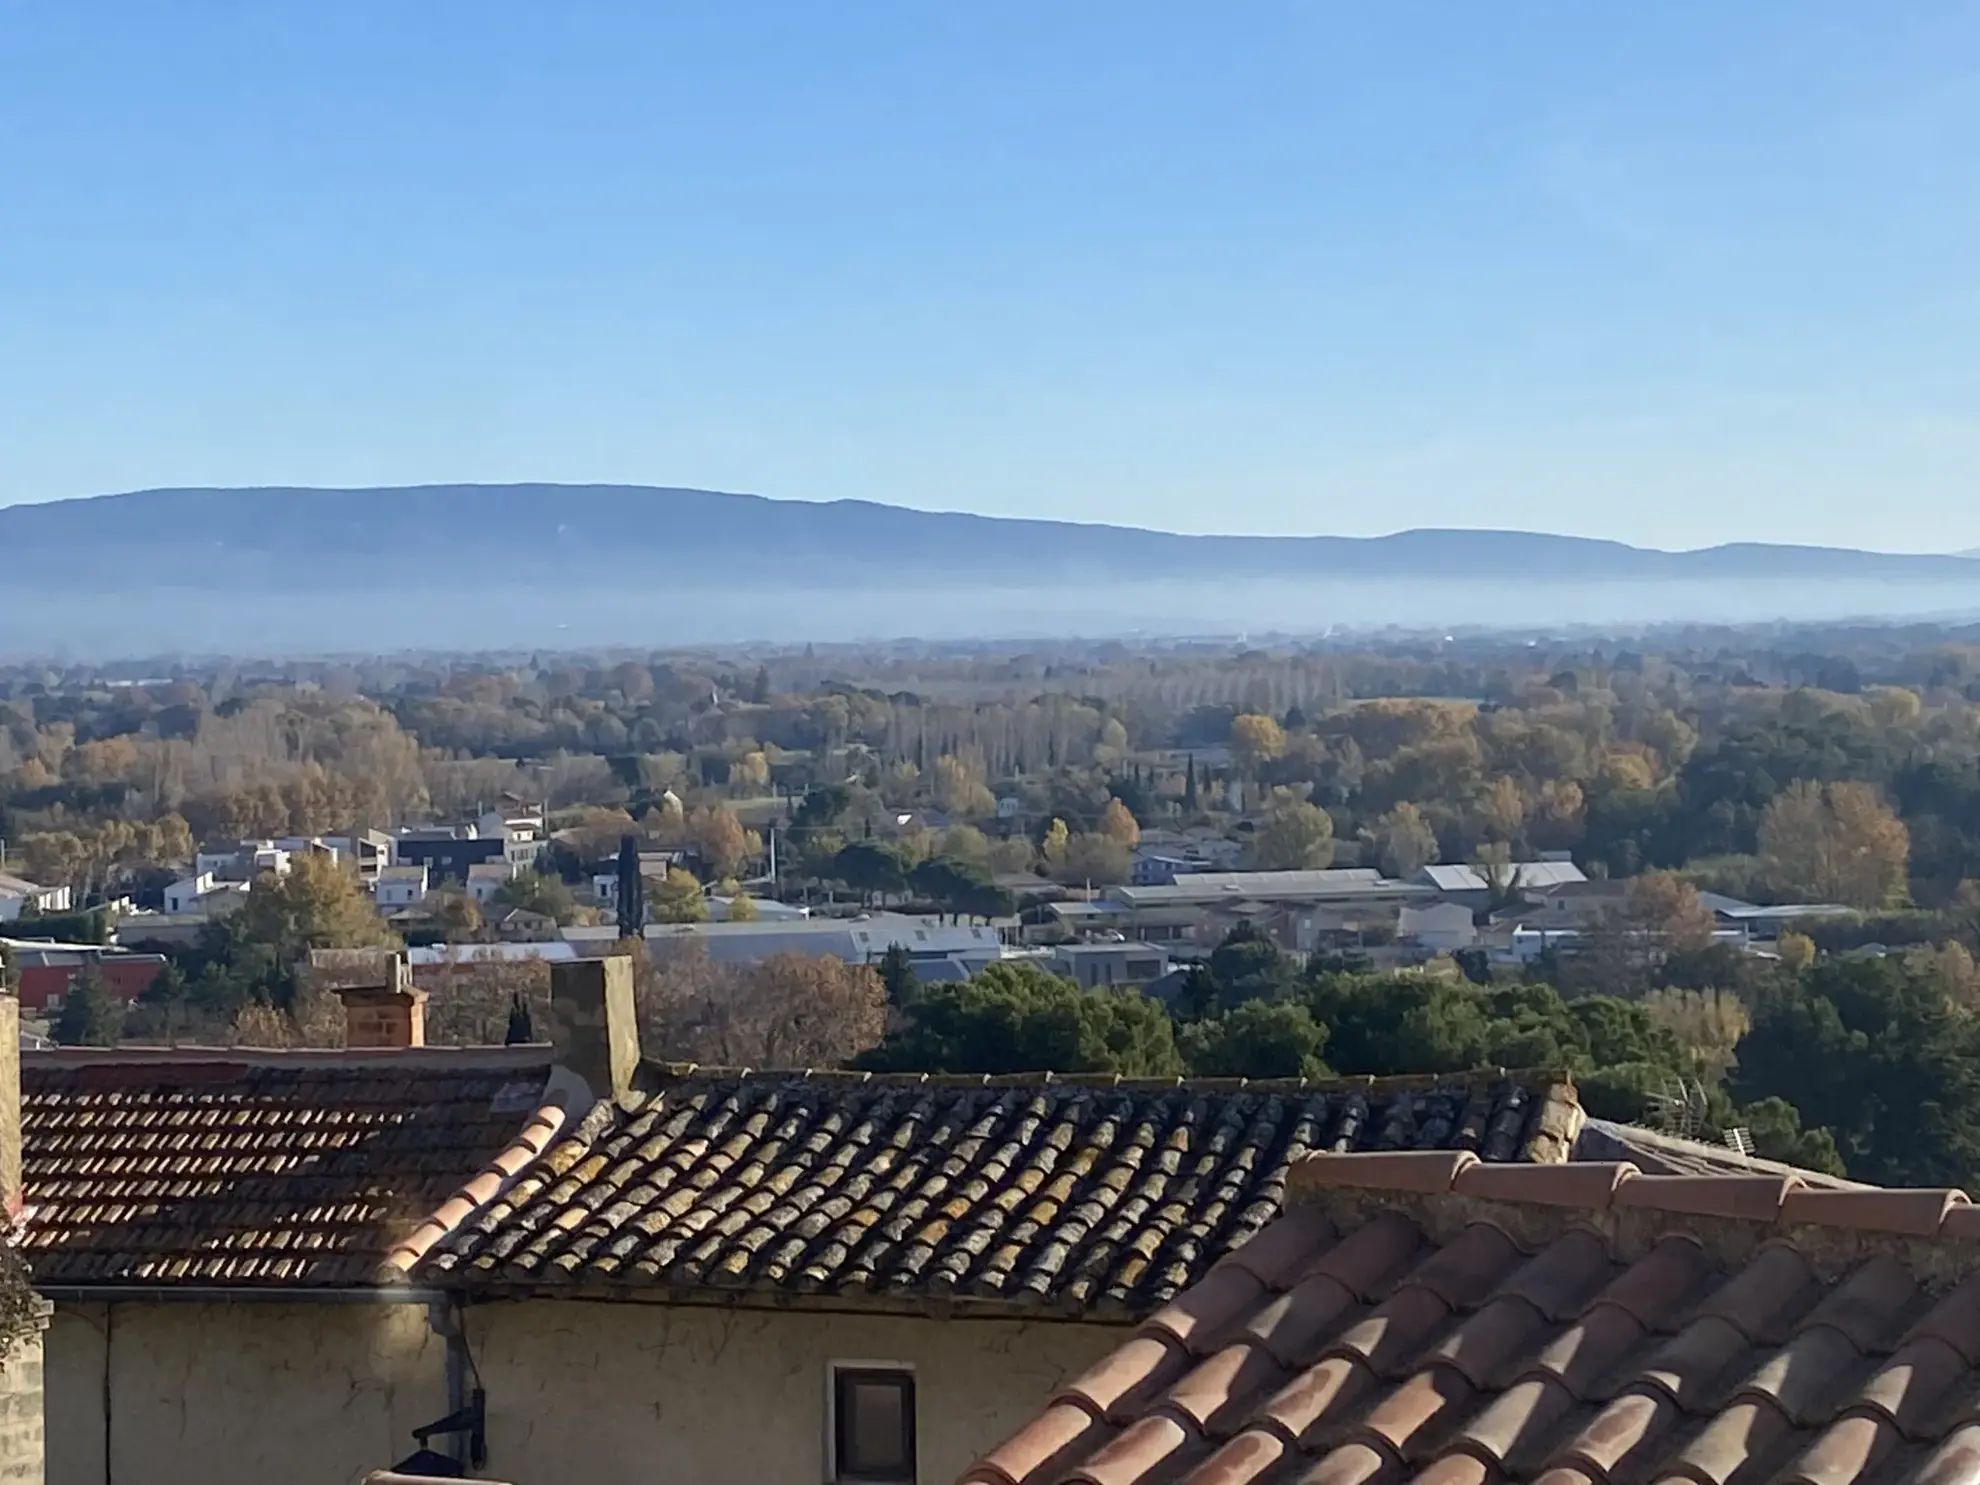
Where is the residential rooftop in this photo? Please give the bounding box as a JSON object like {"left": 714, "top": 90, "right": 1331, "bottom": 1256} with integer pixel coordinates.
{"left": 415, "top": 1067, "right": 1581, "bottom": 1315}
{"left": 963, "top": 1149, "right": 1980, "bottom": 1485}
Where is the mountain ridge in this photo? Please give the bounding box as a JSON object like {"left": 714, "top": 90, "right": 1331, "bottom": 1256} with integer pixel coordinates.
{"left": 6, "top": 484, "right": 1980, "bottom": 656}
{"left": 5, "top": 483, "right": 1975, "bottom": 579}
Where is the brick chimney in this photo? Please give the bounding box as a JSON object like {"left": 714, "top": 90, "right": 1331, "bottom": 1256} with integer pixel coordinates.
{"left": 305, "top": 949, "right": 426, "bottom": 1050}
{"left": 548, "top": 956, "right": 640, "bottom": 1105}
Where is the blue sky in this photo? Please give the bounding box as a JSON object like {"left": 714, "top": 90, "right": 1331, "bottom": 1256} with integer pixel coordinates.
{"left": 5, "top": 2, "right": 1978, "bottom": 550}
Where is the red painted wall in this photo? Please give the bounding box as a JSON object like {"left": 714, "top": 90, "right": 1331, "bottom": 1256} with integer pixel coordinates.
{"left": 18, "top": 957, "right": 165, "bottom": 1012}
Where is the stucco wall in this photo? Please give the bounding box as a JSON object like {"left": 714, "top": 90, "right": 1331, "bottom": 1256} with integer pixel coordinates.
{"left": 467, "top": 1300, "right": 1122, "bottom": 1485}
{"left": 45, "top": 1301, "right": 446, "bottom": 1485}
{"left": 0, "top": 1314, "right": 48, "bottom": 1485}
{"left": 39, "top": 1296, "right": 1117, "bottom": 1485}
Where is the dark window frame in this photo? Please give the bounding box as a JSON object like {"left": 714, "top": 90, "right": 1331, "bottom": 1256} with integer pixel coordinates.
{"left": 832, "top": 1365, "right": 917, "bottom": 1485}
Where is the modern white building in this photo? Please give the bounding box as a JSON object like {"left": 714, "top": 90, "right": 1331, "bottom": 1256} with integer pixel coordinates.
{"left": 0, "top": 872, "right": 70, "bottom": 922}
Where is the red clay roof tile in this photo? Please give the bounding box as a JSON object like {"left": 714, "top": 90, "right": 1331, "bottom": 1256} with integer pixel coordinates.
{"left": 1776, "top": 1413, "right": 1903, "bottom": 1485}
{"left": 1241, "top": 1274, "right": 1360, "bottom": 1367}
{"left": 1256, "top": 1355, "right": 1381, "bottom": 1445}
{"left": 1913, "top": 1423, "right": 1980, "bottom": 1485}
{"left": 21, "top": 1051, "right": 555, "bottom": 1287}
{"left": 1058, "top": 1333, "right": 1194, "bottom": 1422}
{"left": 961, "top": 1153, "right": 1980, "bottom": 1485}
{"left": 1778, "top": 1189, "right": 1971, "bottom": 1238}
{"left": 1613, "top": 1174, "right": 1799, "bottom": 1224}
{"left": 1300, "top": 1151, "right": 1482, "bottom": 1197}
{"left": 1146, "top": 1266, "right": 1272, "bottom": 1353}
{"left": 970, "top": 1398, "right": 1112, "bottom": 1485}
{"left": 1165, "top": 1342, "right": 1291, "bottom": 1436}
{"left": 1453, "top": 1163, "right": 1640, "bottom": 1212}
{"left": 1064, "top": 1411, "right": 1204, "bottom": 1485}
{"left": 1180, "top": 1428, "right": 1289, "bottom": 1485}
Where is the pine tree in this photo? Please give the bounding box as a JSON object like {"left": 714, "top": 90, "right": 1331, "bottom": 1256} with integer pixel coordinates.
{"left": 877, "top": 943, "right": 920, "bottom": 1008}
{"left": 55, "top": 960, "right": 122, "bottom": 1047}
{"left": 505, "top": 992, "right": 535, "bottom": 1045}
{"left": 615, "top": 834, "right": 647, "bottom": 940}
{"left": 1184, "top": 754, "right": 1200, "bottom": 811}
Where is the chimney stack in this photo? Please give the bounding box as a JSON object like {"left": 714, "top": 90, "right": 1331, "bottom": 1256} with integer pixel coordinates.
{"left": 0, "top": 977, "right": 19, "bottom": 1219}
{"left": 305, "top": 949, "right": 426, "bottom": 1050}
{"left": 548, "top": 956, "right": 640, "bottom": 1105}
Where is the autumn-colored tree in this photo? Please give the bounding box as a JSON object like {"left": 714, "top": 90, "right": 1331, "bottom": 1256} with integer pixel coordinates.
{"left": 1775, "top": 931, "right": 1816, "bottom": 972}
{"left": 233, "top": 854, "right": 399, "bottom": 962}
{"left": 678, "top": 805, "right": 757, "bottom": 879}
{"left": 1229, "top": 714, "right": 1286, "bottom": 775}
{"left": 639, "top": 944, "right": 884, "bottom": 1067}
{"left": 1640, "top": 987, "right": 1749, "bottom": 1082}
{"left": 1904, "top": 941, "right": 1980, "bottom": 1010}
{"left": 647, "top": 867, "right": 707, "bottom": 924}
{"left": 1758, "top": 780, "right": 1910, "bottom": 908}
{"left": 418, "top": 949, "right": 553, "bottom": 1047}
{"left": 1251, "top": 796, "right": 1336, "bottom": 871}
{"left": 732, "top": 749, "right": 771, "bottom": 791}
{"left": 1041, "top": 818, "right": 1071, "bottom": 870}
{"left": 1371, "top": 802, "right": 1439, "bottom": 878}
{"left": 932, "top": 753, "right": 996, "bottom": 817}
{"left": 1625, "top": 872, "right": 1719, "bottom": 953}
{"left": 1101, "top": 798, "right": 1141, "bottom": 849}
{"left": 427, "top": 889, "right": 484, "bottom": 943}
{"left": 1478, "top": 776, "right": 1526, "bottom": 848}
{"left": 1528, "top": 780, "right": 1587, "bottom": 852}
{"left": 1056, "top": 833, "right": 1132, "bottom": 886}
{"left": 726, "top": 890, "right": 759, "bottom": 922}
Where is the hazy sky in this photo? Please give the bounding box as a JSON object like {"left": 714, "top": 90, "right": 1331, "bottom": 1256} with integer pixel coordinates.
{"left": 6, "top": 3, "right": 1979, "bottom": 551}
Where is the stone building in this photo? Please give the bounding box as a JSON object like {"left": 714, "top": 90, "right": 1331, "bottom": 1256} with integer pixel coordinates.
{"left": 13, "top": 949, "right": 1642, "bottom": 1485}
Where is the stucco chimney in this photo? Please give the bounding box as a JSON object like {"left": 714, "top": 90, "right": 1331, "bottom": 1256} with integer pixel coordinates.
{"left": 548, "top": 956, "right": 640, "bottom": 1105}
{"left": 0, "top": 983, "right": 19, "bottom": 1218}
{"left": 305, "top": 949, "right": 426, "bottom": 1050}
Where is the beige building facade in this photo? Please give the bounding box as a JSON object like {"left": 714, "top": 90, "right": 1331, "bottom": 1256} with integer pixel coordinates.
{"left": 40, "top": 1296, "right": 1115, "bottom": 1485}
{"left": 44, "top": 1302, "right": 447, "bottom": 1485}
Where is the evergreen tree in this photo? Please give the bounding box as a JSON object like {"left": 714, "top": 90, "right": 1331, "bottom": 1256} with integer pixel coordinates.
{"left": 615, "top": 834, "right": 646, "bottom": 940}
{"left": 505, "top": 992, "right": 535, "bottom": 1045}
{"left": 1184, "top": 754, "right": 1199, "bottom": 811}
{"left": 877, "top": 944, "right": 920, "bottom": 1008}
{"left": 55, "top": 960, "right": 123, "bottom": 1047}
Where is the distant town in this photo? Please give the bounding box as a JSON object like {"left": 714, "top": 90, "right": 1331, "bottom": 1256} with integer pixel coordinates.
{"left": 6, "top": 627, "right": 1980, "bottom": 1482}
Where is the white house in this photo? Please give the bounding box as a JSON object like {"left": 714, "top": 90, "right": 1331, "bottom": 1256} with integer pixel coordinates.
{"left": 1396, "top": 901, "right": 1479, "bottom": 954}
{"left": 465, "top": 860, "right": 521, "bottom": 906}
{"left": 163, "top": 873, "right": 215, "bottom": 915}
{"left": 0, "top": 872, "right": 70, "bottom": 922}
{"left": 373, "top": 864, "right": 430, "bottom": 910}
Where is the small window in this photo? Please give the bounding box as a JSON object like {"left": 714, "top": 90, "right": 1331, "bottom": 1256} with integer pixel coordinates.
{"left": 833, "top": 1366, "right": 915, "bottom": 1484}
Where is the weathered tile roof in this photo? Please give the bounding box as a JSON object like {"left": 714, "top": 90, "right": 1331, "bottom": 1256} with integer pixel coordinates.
{"left": 961, "top": 1151, "right": 1980, "bottom": 1485}
{"left": 417, "top": 1066, "right": 1580, "bottom": 1315}
{"left": 21, "top": 1047, "right": 560, "bottom": 1287}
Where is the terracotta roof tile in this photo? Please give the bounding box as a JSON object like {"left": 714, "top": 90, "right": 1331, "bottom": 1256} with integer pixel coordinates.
{"left": 959, "top": 1152, "right": 1980, "bottom": 1485}
{"left": 21, "top": 1050, "right": 556, "bottom": 1287}
{"left": 421, "top": 1067, "right": 1571, "bottom": 1312}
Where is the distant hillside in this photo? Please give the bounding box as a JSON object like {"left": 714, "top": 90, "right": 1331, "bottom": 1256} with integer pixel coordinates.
{"left": 7, "top": 483, "right": 1978, "bottom": 582}
{"left": 5, "top": 484, "right": 1980, "bottom": 655}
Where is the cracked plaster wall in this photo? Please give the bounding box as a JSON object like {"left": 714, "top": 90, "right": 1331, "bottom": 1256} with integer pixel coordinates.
{"left": 44, "top": 1302, "right": 446, "bottom": 1485}
{"left": 466, "top": 1300, "right": 1121, "bottom": 1484}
